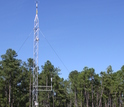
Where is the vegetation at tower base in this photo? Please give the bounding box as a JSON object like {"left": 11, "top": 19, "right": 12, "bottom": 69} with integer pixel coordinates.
{"left": 0, "top": 49, "right": 124, "bottom": 107}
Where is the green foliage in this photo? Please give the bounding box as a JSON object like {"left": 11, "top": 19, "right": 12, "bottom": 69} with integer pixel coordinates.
{"left": 0, "top": 49, "right": 124, "bottom": 107}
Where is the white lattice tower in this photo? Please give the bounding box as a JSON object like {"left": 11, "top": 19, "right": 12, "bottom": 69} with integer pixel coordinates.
{"left": 33, "top": 1, "right": 39, "bottom": 107}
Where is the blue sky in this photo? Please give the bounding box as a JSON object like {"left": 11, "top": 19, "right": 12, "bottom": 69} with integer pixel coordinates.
{"left": 0, "top": 0, "right": 124, "bottom": 79}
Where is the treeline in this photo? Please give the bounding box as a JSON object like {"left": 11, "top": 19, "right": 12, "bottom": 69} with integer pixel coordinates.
{"left": 0, "top": 49, "right": 124, "bottom": 107}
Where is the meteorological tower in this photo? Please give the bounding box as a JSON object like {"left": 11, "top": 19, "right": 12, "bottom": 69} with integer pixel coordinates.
{"left": 32, "top": 1, "right": 39, "bottom": 107}
{"left": 32, "top": 1, "right": 53, "bottom": 107}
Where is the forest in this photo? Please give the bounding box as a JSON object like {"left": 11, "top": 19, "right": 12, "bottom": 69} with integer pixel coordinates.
{"left": 0, "top": 49, "right": 124, "bottom": 107}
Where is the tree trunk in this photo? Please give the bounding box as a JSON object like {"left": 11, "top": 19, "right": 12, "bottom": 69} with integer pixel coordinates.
{"left": 53, "top": 91, "right": 54, "bottom": 107}
{"left": 117, "top": 94, "right": 119, "bottom": 107}
{"left": 92, "top": 83, "right": 94, "bottom": 107}
{"left": 81, "top": 90, "right": 82, "bottom": 107}
{"left": 107, "top": 93, "right": 112, "bottom": 107}
{"left": 75, "top": 88, "right": 78, "bottom": 107}
{"left": 46, "top": 77, "right": 48, "bottom": 107}
{"left": 48, "top": 92, "right": 50, "bottom": 107}
{"left": 110, "top": 94, "right": 111, "bottom": 107}
{"left": 98, "top": 88, "right": 104, "bottom": 107}
{"left": 84, "top": 87, "right": 86, "bottom": 107}
{"left": 113, "top": 92, "right": 117, "bottom": 107}
{"left": 105, "top": 99, "right": 107, "bottom": 107}
{"left": 11, "top": 93, "right": 14, "bottom": 107}
{"left": 96, "top": 92, "right": 98, "bottom": 107}
{"left": 29, "top": 74, "right": 31, "bottom": 107}
{"left": 11, "top": 98, "right": 13, "bottom": 107}
{"left": 9, "top": 82, "right": 11, "bottom": 107}
{"left": 70, "top": 99, "right": 72, "bottom": 107}
{"left": 108, "top": 97, "right": 109, "bottom": 107}
{"left": 86, "top": 91, "right": 89, "bottom": 107}
{"left": 5, "top": 85, "right": 8, "bottom": 107}
{"left": 119, "top": 92, "right": 122, "bottom": 107}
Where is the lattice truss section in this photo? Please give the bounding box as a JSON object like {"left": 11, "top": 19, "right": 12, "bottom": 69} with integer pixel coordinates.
{"left": 33, "top": 2, "right": 39, "bottom": 107}
{"left": 32, "top": 2, "right": 53, "bottom": 107}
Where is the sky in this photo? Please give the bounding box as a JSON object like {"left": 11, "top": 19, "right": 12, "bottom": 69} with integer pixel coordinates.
{"left": 0, "top": 0, "right": 124, "bottom": 79}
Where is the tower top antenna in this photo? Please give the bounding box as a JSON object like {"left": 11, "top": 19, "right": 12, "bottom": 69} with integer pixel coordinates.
{"left": 36, "top": 1, "right": 38, "bottom": 14}
{"left": 36, "top": 2, "right": 38, "bottom": 8}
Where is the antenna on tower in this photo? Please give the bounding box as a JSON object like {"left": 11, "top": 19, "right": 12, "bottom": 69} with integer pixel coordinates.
{"left": 36, "top": 1, "right": 38, "bottom": 14}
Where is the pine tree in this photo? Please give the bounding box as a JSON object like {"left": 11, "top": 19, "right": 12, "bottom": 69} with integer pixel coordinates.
{"left": 0, "top": 49, "right": 22, "bottom": 107}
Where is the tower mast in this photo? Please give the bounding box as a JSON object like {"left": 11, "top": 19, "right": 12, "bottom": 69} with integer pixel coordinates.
{"left": 33, "top": 1, "right": 39, "bottom": 107}
{"left": 32, "top": 1, "right": 53, "bottom": 107}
